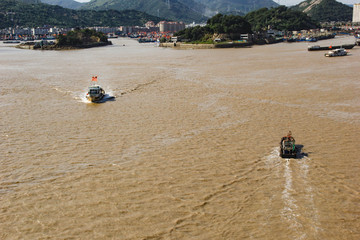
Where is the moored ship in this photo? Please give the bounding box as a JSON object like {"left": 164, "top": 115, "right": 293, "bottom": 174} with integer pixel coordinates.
{"left": 308, "top": 44, "right": 355, "bottom": 51}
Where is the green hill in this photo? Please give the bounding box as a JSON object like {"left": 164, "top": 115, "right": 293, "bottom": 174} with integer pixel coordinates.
{"left": 174, "top": 13, "right": 252, "bottom": 42}
{"left": 40, "top": 0, "right": 83, "bottom": 10}
{"left": 290, "top": 0, "right": 352, "bottom": 22}
{"left": 194, "top": 0, "right": 278, "bottom": 14}
{"left": 245, "top": 6, "right": 320, "bottom": 31}
{"left": 174, "top": 6, "right": 320, "bottom": 43}
{"left": 81, "top": 0, "right": 207, "bottom": 23}
{"left": 0, "top": 0, "right": 163, "bottom": 28}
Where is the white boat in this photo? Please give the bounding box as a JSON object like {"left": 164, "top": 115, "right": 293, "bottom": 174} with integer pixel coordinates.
{"left": 86, "top": 76, "right": 105, "bottom": 102}
{"left": 324, "top": 48, "right": 347, "bottom": 57}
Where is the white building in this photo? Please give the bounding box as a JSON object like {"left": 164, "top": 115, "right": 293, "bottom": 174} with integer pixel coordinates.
{"left": 145, "top": 21, "right": 155, "bottom": 28}
{"left": 157, "top": 21, "right": 185, "bottom": 33}
{"left": 95, "top": 27, "right": 120, "bottom": 34}
{"left": 353, "top": 3, "right": 360, "bottom": 23}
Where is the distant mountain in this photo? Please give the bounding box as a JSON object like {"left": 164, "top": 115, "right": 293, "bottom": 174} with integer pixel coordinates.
{"left": 40, "top": 0, "right": 83, "bottom": 9}
{"left": 194, "top": 0, "right": 278, "bottom": 14}
{"left": 81, "top": 0, "right": 208, "bottom": 23}
{"left": 18, "top": 0, "right": 41, "bottom": 3}
{"left": 178, "top": 0, "right": 208, "bottom": 14}
{"left": 290, "top": 0, "right": 352, "bottom": 22}
{"left": 0, "top": 0, "right": 163, "bottom": 28}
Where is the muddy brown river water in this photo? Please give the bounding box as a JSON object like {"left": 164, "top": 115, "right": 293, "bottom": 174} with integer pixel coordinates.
{"left": 0, "top": 36, "right": 359, "bottom": 239}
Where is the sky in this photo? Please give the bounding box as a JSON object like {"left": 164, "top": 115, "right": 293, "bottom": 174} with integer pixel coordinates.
{"left": 74, "top": 0, "right": 359, "bottom": 7}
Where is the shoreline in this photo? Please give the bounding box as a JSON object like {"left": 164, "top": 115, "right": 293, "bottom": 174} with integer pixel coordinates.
{"left": 159, "top": 33, "right": 345, "bottom": 49}
{"left": 15, "top": 41, "right": 112, "bottom": 50}
{"left": 160, "top": 42, "right": 252, "bottom": 49}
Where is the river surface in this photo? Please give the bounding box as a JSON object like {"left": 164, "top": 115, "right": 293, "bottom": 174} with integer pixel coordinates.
{"left": 1, "top": 36, "right": 359, "bottom": 240}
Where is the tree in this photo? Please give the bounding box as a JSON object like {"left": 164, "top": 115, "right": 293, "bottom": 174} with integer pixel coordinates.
{"left": 175, "top": 13, "right": 252, "bottom": 42}
{"left": 56, "top": 28, "right": 108, "bottom": 46}
{"left": 245, "top": 6, "right": 320, "bottom": 32}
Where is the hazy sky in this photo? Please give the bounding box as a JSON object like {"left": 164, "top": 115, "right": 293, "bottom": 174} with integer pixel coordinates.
{"left": 74, "top": 0, "right": 359, "bottom": 7}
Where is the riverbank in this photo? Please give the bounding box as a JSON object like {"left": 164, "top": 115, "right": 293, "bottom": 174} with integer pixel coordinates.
{"left": 16, "top": 41, "right": 112, "bottom": 50}
{"left": 160, "top": 41, "right": 252, "bottom": 49}
{"left": 160, "top": 32, "right": 340, "bottom": 49}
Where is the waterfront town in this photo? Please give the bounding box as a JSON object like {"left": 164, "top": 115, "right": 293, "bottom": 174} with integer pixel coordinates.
{"left": 0, "top": 20, "right": 188, "bottom": 43}
{"left": 1, "top": 3, "right": 360, "bottom": 45}
{"left": 2, "top": 21, "right": 360, "bottom": 47}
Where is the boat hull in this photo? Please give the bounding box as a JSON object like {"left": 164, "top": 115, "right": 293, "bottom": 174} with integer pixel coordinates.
{"left": 86, "top": 94, "right": 104, "bottom": 102}
{"left": 86, "top": 85, "right": 105, "bottom": 102}
{"left": 324, "top": 49, "right": 347, "bottom": 57}
{"left": 280, "top": 149, "right": 297, "bottom": 158}
{"left": 308, "top": 44, "right": 355, "bottom": 51}
{"left": 280, "top": 137, "right": 297, "bottom": 158}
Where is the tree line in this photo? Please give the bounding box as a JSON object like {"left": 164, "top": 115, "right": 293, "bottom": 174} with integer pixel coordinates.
{"left": 56, "top": 28, "right": 108, "bottom": 46}
{"left": 175, "top": 6, "right": 320, "bottom": 42}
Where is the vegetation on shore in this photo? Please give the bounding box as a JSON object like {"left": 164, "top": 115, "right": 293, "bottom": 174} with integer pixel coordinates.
{"left": 175, "top": 6, "right": 320, "bottom": 43}
{"left": 56, "top": 28, "right": 109, "bottom": 47}
{"left": 19, "top": 28, "right": 112, "bottom": 50}
{"left": 175, "top": 14, "right": 252, "bottom": 42}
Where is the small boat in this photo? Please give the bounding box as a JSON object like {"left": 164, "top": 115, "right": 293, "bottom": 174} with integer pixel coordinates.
{"left": 286, "top": 37, "right": 297, "bottom": 42}
{"left": 324, "top": 48, "right": 347, "bottom": 57}
{"left": 306, "top": 37, "right": 317, "bottom": 42}
{"left": 138, "top": 38, "right": 156, "bottom": 43}
{"left": 107, "top": 33, "right": 118, "bottom": 39}
{"left": 86, "top": 76, "right": 105, "bottom": 102}
{"left": 280, "top": 131, "right": 297, "bottom": 158}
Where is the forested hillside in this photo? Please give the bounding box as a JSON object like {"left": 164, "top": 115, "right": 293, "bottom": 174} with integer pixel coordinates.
{"left": 245, "top": 6, "right": 320, "bottom": 31}
{"left": 174, "top": 6, "right": 320, "bottom": 42}
{"left": 40, "top": 0, "right": 83, "bottom": 10}
{"left": 82, "top": 0, "right": 207, "bottom": 23}
{"left": 0, "top": 0, "right": 163, "bottom": 28}
{"left": 195, "top": 0, "right": 278, "bottom": 14}
{"left": 291, "top": 0, "right": 352, "bottom": 22}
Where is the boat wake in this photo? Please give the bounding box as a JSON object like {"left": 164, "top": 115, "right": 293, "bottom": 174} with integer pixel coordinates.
{"left": 264, "top": 147, "right": 321, "bottom": 239}
{"left": 281, "top": 158, "right": 303, "bottom": 236}
{"left": 78, "top": 92, "right": 115, "bottom": 104}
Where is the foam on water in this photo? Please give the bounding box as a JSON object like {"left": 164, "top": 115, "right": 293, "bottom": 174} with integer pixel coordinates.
{"left": 281, "top": 159, "right": 303, "bottom": 237}
{"left": 76, "top": 91, "right": 116, "bottom": 104}
{"left": 297, "top": 156, "right": 323, "bottom": 235}
{"left": 264, "top": 147, "right": 321, "bottom": 239}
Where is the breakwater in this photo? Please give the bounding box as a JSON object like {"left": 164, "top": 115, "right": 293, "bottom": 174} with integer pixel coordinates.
{"left": 16, "top": 41, "right": 112, "bottom": 50}
{"left": 160, "top": 41, "right": 252, "bottom": 49}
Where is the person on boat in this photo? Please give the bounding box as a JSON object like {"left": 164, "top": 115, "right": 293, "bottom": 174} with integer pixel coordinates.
{"left": 281, "top": 131, "right": 295, "bottom": 143}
